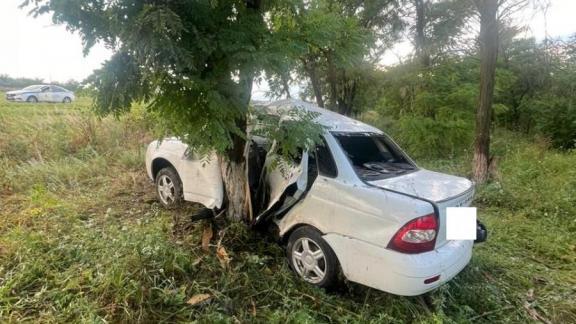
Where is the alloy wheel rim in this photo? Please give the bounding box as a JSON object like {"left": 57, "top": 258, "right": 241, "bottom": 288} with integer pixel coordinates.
{"left": 292, "top": 237, "right": 327, "bottom": 284}
{"left": 157, "top": 175, "right": 175, "bottom": 205}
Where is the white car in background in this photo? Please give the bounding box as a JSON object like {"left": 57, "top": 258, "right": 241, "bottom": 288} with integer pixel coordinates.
{"left": 145, "top": 99, "right": 487, "bottom": 296}
{"left": 5, "top": 85, "right": 75, "bottom": 103}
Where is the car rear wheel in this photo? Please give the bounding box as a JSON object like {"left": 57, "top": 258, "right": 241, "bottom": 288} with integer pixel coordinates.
{"left": 287, "top": 226, "right": 340, "bottom": 289}
{"left": 62, "top": 97, "right": 72, "bottom": 103}
{"left": 155, "top": 167, "right": 183, "bottom": 209}
{"left": 27, "top": 96, "right": 38, "bottom": 103}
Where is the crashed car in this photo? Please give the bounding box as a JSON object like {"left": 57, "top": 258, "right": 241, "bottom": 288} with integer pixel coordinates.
{"left": 145, "top": 99, "right": 486, "bottom": 296}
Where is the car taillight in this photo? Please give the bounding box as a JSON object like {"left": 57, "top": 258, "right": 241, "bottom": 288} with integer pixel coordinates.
{"left": 388, "top": 214, "right": 438, "bottom": 254}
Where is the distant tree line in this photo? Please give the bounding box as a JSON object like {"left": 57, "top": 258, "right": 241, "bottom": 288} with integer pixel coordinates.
{"left": 357, "top": 34, "right": 576, "bottom": 151}
{"left": 0, "top": 74, "right": 81, "bottom": 92}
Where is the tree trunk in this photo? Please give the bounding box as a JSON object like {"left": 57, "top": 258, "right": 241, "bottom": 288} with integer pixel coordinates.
{"left": 414, "top": 0, "right": 430, "bottom": 68}
{"left": 282, "top": 74, "right": 291, "bottom": 99}
{"left": 215, "top": 0, "right": 262, "bottom": 221}
{"left": 222, "top": 63, "right": 254, "bottom": 220}
{"left": 338, "top": 73, "right": 357, "bottom": 116}
{"left": 302, "top": 58, "right": 325, "bottom": 107}
{"left": 220, "top": 151, "right": 249, "bottom": 221}
{"left": 325, "top": 50, "right": 340, "bottom": 111}
{"left": 220, "top": 107, "right": 250, "bottom": 220}
{"left": 472, "top": 0, "right": 499, "bottom": 183}
{"left": 340, "top": 71, "right": 358, "bottom": 116}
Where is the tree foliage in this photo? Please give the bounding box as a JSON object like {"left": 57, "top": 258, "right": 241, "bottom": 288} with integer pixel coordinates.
{"left": 267, "top": 0, "right": 404, "bottom": 115}
{"left": 21, "top": 0, "right": 331, "bottom": 220}
{"left": 24, "top": 0, "right": 288, "bottom": 155}
{"left": 495, "top": 36, "right": 576, "bottom": 148}
{"left": 411, "top": 0, "right": 475, "bottom": 67}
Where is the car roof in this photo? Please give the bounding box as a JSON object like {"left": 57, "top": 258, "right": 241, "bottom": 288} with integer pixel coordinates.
{"left": 254, "top": 98, "right": 383, "bottom": 134}
{"left": 28, "top": 84, "right": 68, "bottom": 89}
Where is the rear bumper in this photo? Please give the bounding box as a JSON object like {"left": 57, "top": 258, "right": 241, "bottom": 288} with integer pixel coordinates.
{"left": 323, "top": 234, "right": 473, "bottom": 296}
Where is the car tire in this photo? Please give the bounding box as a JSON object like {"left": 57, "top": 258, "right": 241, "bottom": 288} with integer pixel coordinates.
{"left": 155, "top": 167, "right": 183, "bottom": 209}
{"left": 62, "top": 97, "right": 72, "bottom": 103}
{"left": 27, "top": 96, "right": 38, "bottom": 103}
{"left": 286, "top": 226, "right": 340, "bottom": 289}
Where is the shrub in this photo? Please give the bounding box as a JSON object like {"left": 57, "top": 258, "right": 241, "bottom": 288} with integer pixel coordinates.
{"left": 475, "top": 130, "right": 576, "bottom": 227}
{"left": 390, "top": 115, "right": 473, "bottom": 159}
{"left": 532, "top": 96, "right": 576, "bottom": 149}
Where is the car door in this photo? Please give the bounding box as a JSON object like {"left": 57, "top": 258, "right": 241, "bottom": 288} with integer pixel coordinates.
{"left": 50, "top": 86, "right": 64, "bottom": 102}
{"left": 253, "top": 146, "right": 309, "bottom": 224}
{"left": 265, "top": 152, "right": 308, "bottom": 209}
{"left": 37, "top": 86, "right": 52, "bottom": 102}
{"left": 178, "top": 150, "right": 224, "bottom": 209}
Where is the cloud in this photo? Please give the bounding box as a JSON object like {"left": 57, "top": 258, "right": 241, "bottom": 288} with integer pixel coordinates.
{"left": 0, "top": 0, "right": 112, "bottom": 82}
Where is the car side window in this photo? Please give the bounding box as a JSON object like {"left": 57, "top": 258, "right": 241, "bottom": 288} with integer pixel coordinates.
{"left": 316, "top": 139, "right": 337, "bottom": 178}
{"left": 41, "top": 86, "right": 50, "bottom": 92}
{"left": 51, "top": 86, "right": 63, "bottom": 92}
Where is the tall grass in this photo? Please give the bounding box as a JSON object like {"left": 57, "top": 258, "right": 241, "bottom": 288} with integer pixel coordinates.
{"left": 0, "top": 97, "right": 575, "bottom": 322}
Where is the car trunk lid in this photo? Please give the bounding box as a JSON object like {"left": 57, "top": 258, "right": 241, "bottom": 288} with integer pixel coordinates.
{"left": 368, "top": 169, "right": 475, "bottom": 248}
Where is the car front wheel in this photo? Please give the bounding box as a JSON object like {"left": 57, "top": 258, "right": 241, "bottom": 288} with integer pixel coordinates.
{"left": 287, "top": 226, "right": 340, "bottom": 289}
{"left": 26, "top": 96, "right": 38, "bottom": 103}
{"left": 155, "top": 167, "right": 183, "bottom": 209}
{"left": 62, "top": 97, "right": 72, "bottom": 103}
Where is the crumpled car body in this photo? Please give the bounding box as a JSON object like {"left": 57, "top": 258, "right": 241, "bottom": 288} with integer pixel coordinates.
{"left": 145, "top": 99, "right": 483, "bottom": 296}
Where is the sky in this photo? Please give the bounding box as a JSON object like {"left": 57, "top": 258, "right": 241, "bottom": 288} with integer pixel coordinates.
{"left": 1, "top": 0, "right": 575, "bottom": 91}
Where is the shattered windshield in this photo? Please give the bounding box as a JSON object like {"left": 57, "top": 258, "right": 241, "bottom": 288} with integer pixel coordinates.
{"left": 334, "top": 133, "right": 416, "bottom": 180}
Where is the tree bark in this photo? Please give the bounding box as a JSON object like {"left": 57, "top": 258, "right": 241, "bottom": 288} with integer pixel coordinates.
{"left": 338, "top": 72, "right": 357, "bottom": 116}
{"left": 302, "top": 58, "right": 325, "bottom": 107}
{"left": 472, "top": 0, "right": 499, "bottom": 183}
{"left": 220, "top": 92, "right": 251, "bottom": 221}
{"left": 325, "top": 50, "right": 340, "bottom": 111}
{"left": 221, "top": 61, "right": 254, "bottom": 220}
{"left": 282, "top": 74, "right": 291, "bottom": 99}
{"left": 414, "top": 0, "right": 430, "bottom": 68}
{"left": 220, "top": 151, "right": 249, "bottom": 221}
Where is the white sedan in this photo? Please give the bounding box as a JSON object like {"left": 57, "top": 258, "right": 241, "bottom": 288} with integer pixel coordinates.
{"left": 145, "top": 99, "right": 487, "bottom": 296}
{"left": 5, "top": 85, "right": 75, "bottom": 103}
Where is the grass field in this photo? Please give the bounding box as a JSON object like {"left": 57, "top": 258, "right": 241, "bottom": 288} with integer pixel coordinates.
{"left": 0, "top": 97, "right": 575, "bottom": 323}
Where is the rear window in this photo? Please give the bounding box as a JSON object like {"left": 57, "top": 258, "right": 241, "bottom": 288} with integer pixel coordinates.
{"left": 334, "top": 133, "right": 415, "bottom": 180}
